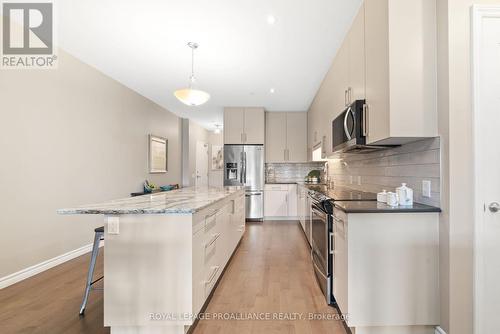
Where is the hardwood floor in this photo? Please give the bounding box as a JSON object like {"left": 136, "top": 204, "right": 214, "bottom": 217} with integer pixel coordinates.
{"left": 193, "top": 221, "right": 346, "bottom": 334}
{"left": 0, "top": 247, "right": 108, "bottom": 334}
{"left": 0, "top": 221, "right": 346, "bottom": 334}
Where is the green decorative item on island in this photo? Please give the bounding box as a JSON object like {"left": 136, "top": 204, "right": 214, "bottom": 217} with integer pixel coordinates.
{"left": 144, "top": 180, "right": 158, "bottom": 193}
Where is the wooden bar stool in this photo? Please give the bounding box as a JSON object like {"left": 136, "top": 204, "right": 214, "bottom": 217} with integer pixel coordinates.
{"left": 79, "top": 226, "right": 104, "bottom": 315}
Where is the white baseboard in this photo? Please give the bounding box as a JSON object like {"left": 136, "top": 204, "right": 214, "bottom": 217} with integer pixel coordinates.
{"left": 435, "top": 326, "right": 447, "bottom": 334}
{"left": 0, "top": 241, "right": 103, "bottom": 290}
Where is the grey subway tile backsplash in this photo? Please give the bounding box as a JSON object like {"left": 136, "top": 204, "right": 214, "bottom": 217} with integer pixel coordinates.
{"left": 266, "top": 162, "right": 326, "bottom": 183}
{"left": 327, "top": 137, "right": 441, "bottom": 207}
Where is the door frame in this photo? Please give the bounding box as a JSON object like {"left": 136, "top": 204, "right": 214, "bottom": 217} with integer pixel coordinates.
{"left": 471, "top": 5, "right": 500, "bottom": 334}
{"left": 195, "top": 141, "right": 208, "bottom": 187}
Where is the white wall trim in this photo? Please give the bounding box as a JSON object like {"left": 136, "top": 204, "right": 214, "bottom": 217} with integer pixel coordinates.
{"left": 0, "top": 241, "right": 103, "bottom": 290}
{"left": 471, "top": 5, "right": 500, "bottom": 334}
{"left": 435, "top": 326, "right": 447, "bottom": 334}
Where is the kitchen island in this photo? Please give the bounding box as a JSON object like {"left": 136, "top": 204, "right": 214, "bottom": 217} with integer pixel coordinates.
{"left": 58, "top": 186, "right": 246, "bottom": 334}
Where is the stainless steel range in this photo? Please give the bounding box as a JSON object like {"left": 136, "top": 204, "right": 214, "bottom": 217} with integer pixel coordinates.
{"left": 308, "top": 186, "right": 376, "bottom": 305}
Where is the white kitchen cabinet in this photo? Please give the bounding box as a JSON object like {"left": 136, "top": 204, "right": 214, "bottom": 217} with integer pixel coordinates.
{"left": 297, "top": 185, "right": 306, "bottom": 231}
{"left": 264, "top": 184, "right": 298, "bottom": 218}
{"left": 265, "top": 113, "right": 287, "bottom": 162}
{"left": 264, "top": 187, "right": 288, "bottom": 217}
{"left": 265, "top": 112, "right": 307, "bottom": 162}
{"left": 348, "top": 3, "right": 366, "bottom": 102}
{"left": 287, "top": 184, "right": 297, "bottom": 217}
{"left": 331, "top": 208, "right": 439, "bottom": 333}
{"left": 333, "top": 209, "right": 348, "bottom": 315}
{"left": 224, "top": 107, "right": 245, "bottom": 144}
{"left": 224, "top": 107, "right": 265, "bottom": 144}
{"left": 308, "top": 0, "right": 437, "bottom": 155}
{"left": 364, "top": 0, "right": 437, "bottom": 145}
{"left": 244, "top": 107, "right": 265, "bottom": 144}
{"left": 286, "top": 113, "right": 307, "bottom": 162}
{"left": 102, "top": 189, "right": 245, "bottom": 334}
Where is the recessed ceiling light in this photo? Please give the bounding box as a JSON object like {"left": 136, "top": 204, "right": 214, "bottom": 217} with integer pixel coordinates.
{"left": 267, "top": 15, "right": 276, "bottom": 25}
{"left": 270, "top": 88, "right": 275, "bottom": 94}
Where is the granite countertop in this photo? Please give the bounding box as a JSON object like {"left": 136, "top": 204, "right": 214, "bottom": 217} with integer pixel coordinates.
{"left": 57, "top": 186, "right": 244, "bottom": 215}
{"left": 333, "top": 201, "right": 442, "bottom": 213}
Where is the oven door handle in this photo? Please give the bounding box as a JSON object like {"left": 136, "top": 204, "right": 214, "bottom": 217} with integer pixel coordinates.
{"left": 311, "top": 205, "right": 326, "bottom": 217}
{"left": 311, "top": 251, "right": 328, "bottom": 280}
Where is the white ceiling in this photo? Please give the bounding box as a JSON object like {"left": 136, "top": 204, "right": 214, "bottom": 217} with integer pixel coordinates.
{"left": 57, "top": 0, "right": 362, "bottom": 131}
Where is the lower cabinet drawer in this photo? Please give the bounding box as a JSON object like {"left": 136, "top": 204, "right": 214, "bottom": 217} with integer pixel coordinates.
{"left": 192, "top": 192, "right": 246, "bottom": 314}
{"left": 203, "top": 264, "right": 221, "bottom": 298}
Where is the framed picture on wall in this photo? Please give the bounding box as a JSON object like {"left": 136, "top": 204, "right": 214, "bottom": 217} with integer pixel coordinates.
{"left": 149, "top": 135, "right": 168, "bottom": 173}
{"left": 211, "top": 145, "right": 223, "bottom": 170}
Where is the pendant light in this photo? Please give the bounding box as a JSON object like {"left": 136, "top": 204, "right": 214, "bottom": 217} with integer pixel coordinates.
{"left": 174, "top": 42, "right": 210, "bottom": 106}
{"left": 213, "top": 124, "right": 222, "bottom": 134}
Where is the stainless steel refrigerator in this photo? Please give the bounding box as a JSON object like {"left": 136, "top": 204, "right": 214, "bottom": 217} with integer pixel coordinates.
{"left": 223, "top": 145, "right": 264, "bottom": 220}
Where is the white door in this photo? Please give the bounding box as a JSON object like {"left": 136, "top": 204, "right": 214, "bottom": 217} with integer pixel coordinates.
{"left": 195, "top": 141, "right": 208, "bottom": 187}
{"left": 473, "top": 7, "right": 500, "bottom": 334}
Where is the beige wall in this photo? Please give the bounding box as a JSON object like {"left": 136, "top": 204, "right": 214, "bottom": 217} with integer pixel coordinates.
{"left": 0, "top": 50, "right": 182, "bottom": 278}
{"left": 437, "top": 0, "right": 500, "bottom": 333}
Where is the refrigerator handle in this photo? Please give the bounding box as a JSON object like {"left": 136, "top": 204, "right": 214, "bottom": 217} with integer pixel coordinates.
{"left": 243, "top": 151, "right": 247, "bottom": 184}
{"left": 239, "top": 151, "right": 244, "bottom": 184}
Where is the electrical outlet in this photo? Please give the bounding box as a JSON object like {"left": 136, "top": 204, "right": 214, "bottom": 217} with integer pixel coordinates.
{"left": 422, "top": 180, "right": 431, "bottom": 198}
{"left": 108, "top": 216, "right": 120, "bottom": 235}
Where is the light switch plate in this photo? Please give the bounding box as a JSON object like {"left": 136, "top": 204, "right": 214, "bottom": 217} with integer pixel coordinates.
{"left": 422, "top": 180, "right": 431, "bottom": 198}
{"left": 108, "top": 216, "right": 120, "bottom": 235}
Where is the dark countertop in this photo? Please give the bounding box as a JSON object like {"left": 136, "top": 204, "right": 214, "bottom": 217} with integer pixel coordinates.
{"left": 266, "top": 181, "right": 326, "bottom": 185}
{"left": 333, "top": 201, "right": 442, "bottom": 213}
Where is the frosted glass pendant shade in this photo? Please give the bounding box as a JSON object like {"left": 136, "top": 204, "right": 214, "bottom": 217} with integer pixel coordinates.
{"left": 174, "top": 88, "right": 210, "bottom": 106}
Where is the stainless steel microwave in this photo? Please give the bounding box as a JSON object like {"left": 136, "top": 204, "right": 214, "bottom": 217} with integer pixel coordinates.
{"left": 331, "top": 100, "right": 388, "bottom": 154}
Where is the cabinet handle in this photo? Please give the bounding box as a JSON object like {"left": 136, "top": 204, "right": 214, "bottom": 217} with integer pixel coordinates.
{"left": 205, "top": 233, "right": 221, "bottom": 248}
{"left": 204, "top": 266, "right": 220, "bottom": 286}
{"left": 244, "top": 133, "right": 247, "bottom": 143}
{"left": 348, "top": 87, "right": 352, "bottom": 104}
{"left": 344, "top": 90, "right": 348, "bottom": 106}
{"left": 287, "top": 149, "right": 290, "bottom": 161}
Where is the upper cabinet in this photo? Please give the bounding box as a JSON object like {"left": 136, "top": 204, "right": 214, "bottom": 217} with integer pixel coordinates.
{"left": 364, "top": 0, "right": 437, "bottom": 145}
{"left": 348, "top": 5, "right": 366, "bottom": 102}
{"left": 266, "top": 112, "right": 307, "bottom": 163}
{"left": 224, "top": 107, "right": 265, "bottom": 145}
{"left": 308, "top": 0, "right": 438, "bottom": 155}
